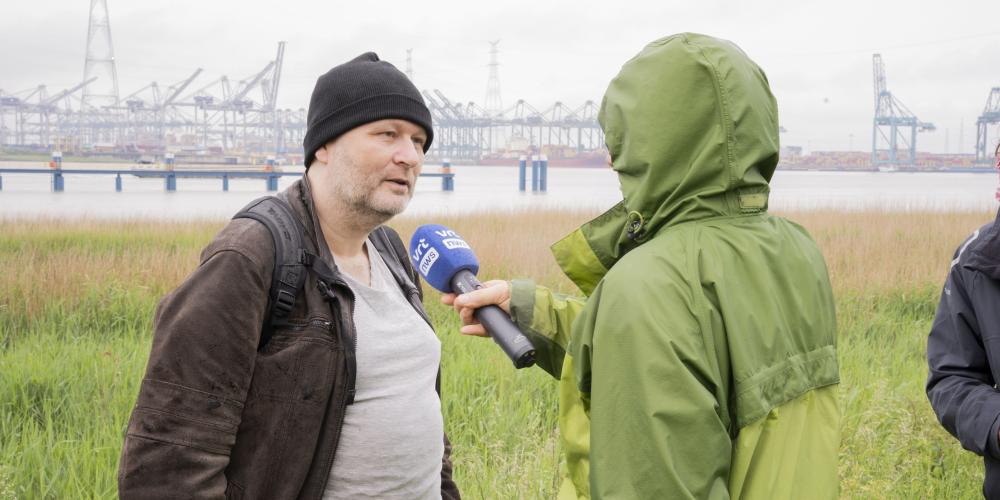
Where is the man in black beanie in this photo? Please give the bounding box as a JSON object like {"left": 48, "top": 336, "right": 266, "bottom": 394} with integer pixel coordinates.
{"left": 303, "top": 52, "right": 433, "bottom": 168}
{"left": 119, "top": 52, "right": 461, "bottom": 500}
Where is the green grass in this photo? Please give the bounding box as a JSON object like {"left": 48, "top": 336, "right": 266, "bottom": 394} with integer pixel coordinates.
{"left": 0, "top": 290, "right": 561, "bottom": 499}
{"left": 1, "top": 332, "right": 143, "bottom": 498}
{"left": 0, "top": 212, "right": 994, "bottom": 499}
{"left": 836, "top": 288, "right": 982, "bottom": 498}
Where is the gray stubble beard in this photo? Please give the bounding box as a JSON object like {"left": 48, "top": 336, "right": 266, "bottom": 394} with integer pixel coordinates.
{"left": 347, "top": 190, "right": 406, "bottom": 229}
{"left": 331, "top": 148, "right": 412, "bottom": 231}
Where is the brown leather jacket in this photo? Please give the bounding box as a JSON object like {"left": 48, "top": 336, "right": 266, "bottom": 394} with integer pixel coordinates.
{"left": 118, "top": 177, "right": 460, "bottom": 499}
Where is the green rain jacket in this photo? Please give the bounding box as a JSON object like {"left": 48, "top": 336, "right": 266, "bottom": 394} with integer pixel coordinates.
{"left": 508, "top": 33, "right": 840, "bottom": 499}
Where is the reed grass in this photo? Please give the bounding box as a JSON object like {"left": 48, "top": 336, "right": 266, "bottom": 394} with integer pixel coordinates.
{"left": 0, "top": 208, "right": 995, "bottom": 499}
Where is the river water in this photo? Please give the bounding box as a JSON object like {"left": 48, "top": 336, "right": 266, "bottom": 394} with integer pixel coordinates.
{"left": 0, "top": 165, "right": 996, "bottom": 220}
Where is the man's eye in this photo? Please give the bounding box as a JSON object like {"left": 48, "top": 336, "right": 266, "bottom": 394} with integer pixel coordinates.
{"left": 413, "top": 138, "right": 426, "bottom": 147}
{"left": 381, "top": 131, "right": 397, "bottom": 138}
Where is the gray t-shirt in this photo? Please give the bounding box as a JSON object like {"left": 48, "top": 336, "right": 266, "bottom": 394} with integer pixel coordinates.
{"left": 323, "top": 240, "right": 443, "bottom": 499}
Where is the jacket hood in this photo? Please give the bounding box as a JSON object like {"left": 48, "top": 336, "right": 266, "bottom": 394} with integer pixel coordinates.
{"left": 553, "top": 33, "right": 780, "bottom": 293}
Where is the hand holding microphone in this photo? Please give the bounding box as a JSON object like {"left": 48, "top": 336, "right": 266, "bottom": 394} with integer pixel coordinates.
{"left": 443, "top": 279, "right": 510, "bottom": 337}
{"left": 409, "top": 224, "right": 536, "bottom": 369}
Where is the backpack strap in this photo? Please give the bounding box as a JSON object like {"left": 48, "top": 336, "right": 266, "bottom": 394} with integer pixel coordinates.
{"left": 233, "top": 196, "right": 315, "bottom": 347}
{"left": 372, "top": 226, "right": 433, "bottom": 325}
{"left": 371, "top": 225, "right": 423, "bottom": 301}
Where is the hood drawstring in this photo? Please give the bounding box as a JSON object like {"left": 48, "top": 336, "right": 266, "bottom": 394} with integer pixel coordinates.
{"left": 626, "top": 211, "right": 647, "bottom": 241}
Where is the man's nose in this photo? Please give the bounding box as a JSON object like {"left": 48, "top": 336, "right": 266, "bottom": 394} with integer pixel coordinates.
{"left": 393, "top": 138, "right": 422, "bottom": 167}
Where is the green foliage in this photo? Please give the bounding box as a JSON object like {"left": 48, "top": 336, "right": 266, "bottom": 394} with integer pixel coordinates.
{"left": 0, "top": 465, "right": 13, "bottom": 500}
{"left": 429, "top": 303, "right": 563, "bottom": 497}
{"left": 0, "top": 334, "right": 147, "bottom": 498}
{"left": 836, "top": 288, "right": 982, "bottom": 498}
{"left": 0, "top": 283, "right": 155, "bottom": 351}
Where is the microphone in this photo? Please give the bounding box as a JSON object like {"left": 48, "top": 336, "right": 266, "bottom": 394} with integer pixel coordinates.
{"left": 409, "top": 224, "right": 536, "bottom": 369}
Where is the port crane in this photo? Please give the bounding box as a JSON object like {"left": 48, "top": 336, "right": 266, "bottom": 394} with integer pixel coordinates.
{"left": 976, "top": 87, "right": 1000, "bottom": 162}
{"left": 871, "top": 53, "right": 935, "bottom": 169}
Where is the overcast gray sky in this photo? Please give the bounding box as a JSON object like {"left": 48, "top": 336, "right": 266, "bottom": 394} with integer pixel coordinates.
{"left": 1, "top": 0, "right": 998, "bottom": 154}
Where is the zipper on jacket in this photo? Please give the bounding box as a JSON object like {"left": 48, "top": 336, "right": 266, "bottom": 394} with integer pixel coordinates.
{"left": 279, "top": 317, "right": 332, "bottom": 333}
{"left": 313, "top": 277, "right": 358, "bottom": 497}
{"left": 310, "top": 318, "right": 332, "bottom": 328}
{"left": 317, "top": 278, "right": 357, "bottom": 405}
{"left": 343, "top": 295, "right": 358, "bottom": 405}
{"left": 315, "top": 343, "right": 353, "bottom": 499}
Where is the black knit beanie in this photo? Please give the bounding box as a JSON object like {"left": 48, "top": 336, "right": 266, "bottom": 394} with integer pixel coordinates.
{"left": 302, "top": 52, "right": 433, "bottom": 168}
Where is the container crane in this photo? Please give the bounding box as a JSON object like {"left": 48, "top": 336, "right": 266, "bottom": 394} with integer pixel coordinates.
{"left": 871, "top": 54, "right": 934, "bottom": 170}
{"left": 975, "top": 87, "right": 1000, "bottom": 162}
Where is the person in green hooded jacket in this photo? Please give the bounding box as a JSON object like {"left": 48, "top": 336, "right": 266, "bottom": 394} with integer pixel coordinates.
{"left": 444, "top": 33, "right": 840, "bottom": 499}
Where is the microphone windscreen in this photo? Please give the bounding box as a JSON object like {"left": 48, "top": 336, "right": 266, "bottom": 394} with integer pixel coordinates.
{"left": 409, "top": 224, "right": 480, "bottom": 293}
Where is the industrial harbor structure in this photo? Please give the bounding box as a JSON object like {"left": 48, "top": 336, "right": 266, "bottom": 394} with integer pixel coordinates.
{"left": 0, "top": 0, "right": 603, "bottom": 166}
{"left": 0, "top": 35, "right": 606, "bottom": 166}
{"left": 0, "top": 0, "right": 997, "bottom": 170}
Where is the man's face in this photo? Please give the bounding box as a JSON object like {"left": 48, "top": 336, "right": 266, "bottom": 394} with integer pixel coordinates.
{"left": 315, "top": 119, "right": 427, "bottom": 219}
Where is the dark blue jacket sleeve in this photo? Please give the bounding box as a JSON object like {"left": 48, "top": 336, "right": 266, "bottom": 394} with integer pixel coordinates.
{"left": 927, "top": 265, "right": 1000, "bottom": 459}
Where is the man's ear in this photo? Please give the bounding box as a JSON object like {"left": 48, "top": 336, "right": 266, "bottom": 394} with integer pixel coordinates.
{"left": 314, "top": 144, "right": 330, "bottom": 166}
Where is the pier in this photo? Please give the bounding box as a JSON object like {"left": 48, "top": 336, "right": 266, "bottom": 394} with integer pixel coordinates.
{"left": 0, "top": 167, "right": 456, "bottom": 192}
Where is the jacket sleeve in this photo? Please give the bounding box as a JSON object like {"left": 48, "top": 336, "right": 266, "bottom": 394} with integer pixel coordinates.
{"left": 926, "top": 264, "right": 1000, "bottom": 459}
{"left": 118, "top": 239, "right": 270, "bottom": 499}
{"left": 581, "top": 265, "right": 732, "bottom": 499}
{"left": 508, "top": 278, "right": 588, "bottom": 379}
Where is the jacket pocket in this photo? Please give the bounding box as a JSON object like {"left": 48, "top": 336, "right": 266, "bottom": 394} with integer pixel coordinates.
{"left": 248, "top": 323, "right": 339, "bottom": 404}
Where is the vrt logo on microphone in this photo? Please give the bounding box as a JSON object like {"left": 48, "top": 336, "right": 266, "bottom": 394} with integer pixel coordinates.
{"left": 411, "top": 238, "right": 431, "bottom": 262}
{"left": 419, "top": 247, "right": 440, "bottom": 275}
{"left": 433, "top": 229, "right": 471, "bottom": 250}
{"left": 442, "top": 238, "right": 470, "bottom": 250}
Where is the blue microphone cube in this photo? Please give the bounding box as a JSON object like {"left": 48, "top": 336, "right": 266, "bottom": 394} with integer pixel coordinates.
{"left": 409, "top": 224, "right": 480, "bottom": 293}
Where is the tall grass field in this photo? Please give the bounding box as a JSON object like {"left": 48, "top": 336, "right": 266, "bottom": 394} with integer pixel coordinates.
{"left": 0, "top": 209, "right": 995, "bottom": 498}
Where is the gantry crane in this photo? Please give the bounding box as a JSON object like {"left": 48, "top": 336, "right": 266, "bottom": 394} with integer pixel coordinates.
{"left": 975, "top": 87, "right": 1000, "bottom": 162}
{"left": 871, "top": 54, "right": 935, "bottom": 169}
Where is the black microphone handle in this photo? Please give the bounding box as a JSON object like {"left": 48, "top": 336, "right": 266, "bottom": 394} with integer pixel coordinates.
{"left": 451, "top": 270, "right": 536, "bottom": 369}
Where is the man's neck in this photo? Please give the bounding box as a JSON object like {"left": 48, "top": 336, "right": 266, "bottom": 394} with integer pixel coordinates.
{"left": 315, "top": 198, "right": 381, "bottom": 286}
{"left": 316, "top": 205, "right": 371, "bottom": 259}
{"left": 307, "top": 172, "right": 387, "bottom": 286}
